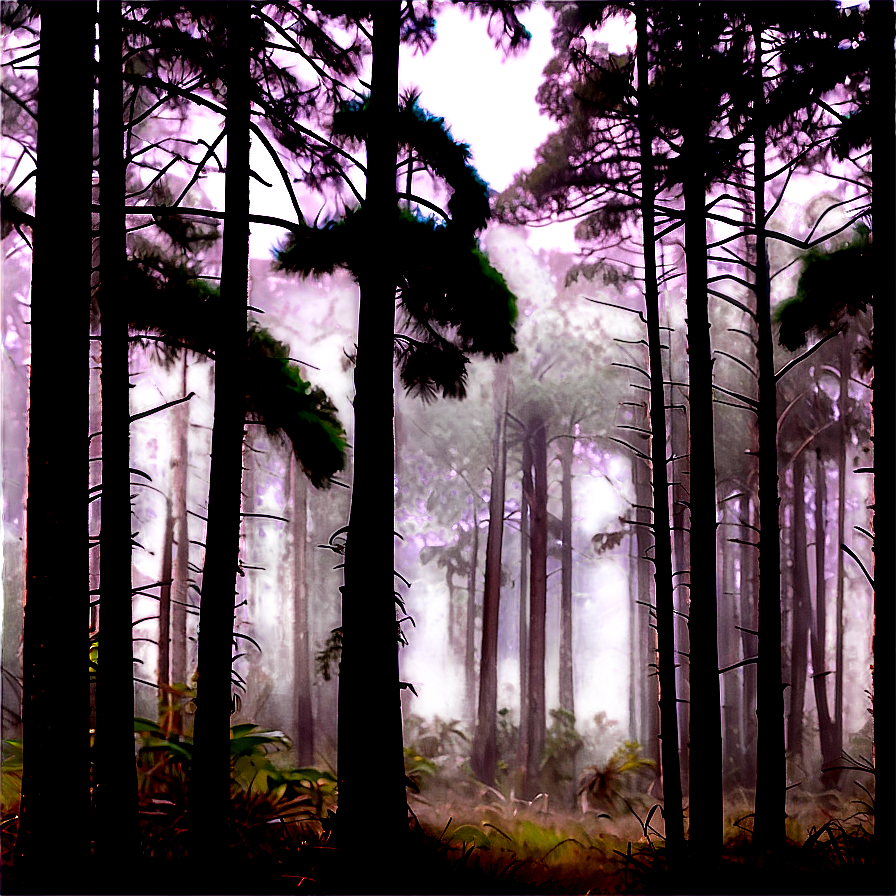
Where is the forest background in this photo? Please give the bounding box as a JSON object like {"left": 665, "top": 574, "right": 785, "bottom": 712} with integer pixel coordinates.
{"left": 0, "top": 1, "right": 891, "bottom": 893}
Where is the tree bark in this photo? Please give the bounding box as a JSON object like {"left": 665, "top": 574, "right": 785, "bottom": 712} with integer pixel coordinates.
{"left": 291, "top": 454, "right": 314, "bottom": 765}
{"left": 833, "top": 336, "right": 849, "bottom": 757}
{"left": 171, "top": 356, "right": 191, "bottom": 691}
{"left": 190, "top": 2, "right": 251, "bottom": 865}
{"left": 517, "top": 434, "right": 532, "bottom": 773}
{"left": 337, "top": 0, "right": 406, "bottom": 856}
{"left": 870, "top": 3, "right": 895, "bottom": 870}
{"left": 446, "top": 564, "right": 457, "bottom": 661}
{"left": 524, "top": 418, "right": 548, "bottom": 798}
{"left": 464, "top": 515, "right": 479, "bottom": 725}
{"left": 751, "top": 16, "right": 786, "bottom": 853}
{"left": 811, "top": 449, "right": 838, "bottom": 788}
{"left": 559, "top": 435, "right": 575, "bottom": 716}
{"left": 471, "top": 365, "right": 509, "bottom": 785}
{"left": 719, "top": 500, "right": 741, "bottom": 784}
{"left": 635, "top": 454, "right": 660, "bottom": 780}
{"left": 635, "top": 6, "right": 684, "bottom": 851}
{"left": 739, "top": 494, "right": 759, "bottom": 788}
{"left": 628, "top": 519, "right": 639, "bottom": 743}
{"left": 95, "top": 0, "right": 139, "bottom": 871}
{"left": 17, "top": 3, "right": 94, "bottom": 886}
{"left": 682, "top": 3, "right": 722, "bottom": 846}
{"left": 787, "top": 451, "right": 810, "bottom": 770}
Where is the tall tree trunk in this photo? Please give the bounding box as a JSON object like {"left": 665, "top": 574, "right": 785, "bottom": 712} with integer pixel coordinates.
{"left": 337, "top": 0, "right": 406, "bottom": 856}
{"left": 159, "top": 496, "right": 175, "bottom": 699}
{"left": 751, "top": 17, "right": 786, "bottom": 852}
{"left": 559, "top": 435, "right": 575, "bottom": 716}
{"left": 464, "top": 516, "right": 479, "bottom": 725}
{"left": 628, "top": 522, "right": 639, "bottom": 742}
{"left": 719, "top": 500, "right": 741, "bottom": 784}
{"left": 446, "top": 566, "right": 457, "bottom": 661}
{"left": 190, "top": 2, "right": 251, "bottom": 864}
{"left": 811, "top": 449, "right": 838, "bottom": 788}
{"left": 517, "top": 434, "right": 532, "bottom": 773}
{"left": 524, "top": 419, "right": 548, "bottom": 798}
{"left": 870, "top": 3, "right": 895, "bottom": 869}
{"left": 290, "top": 454, "right": 314, "bottom": 765}
{"left": 171, "top": 356, "right": 191, "bottom": 691}
{"left": 16, "top": 4, "right": 93, "bottom": 886}
{"left": 471, "top": 365, "right": 509, "bottom": 785}
{"left": 833, "top": 336, "right": 849, "bottom": 757}
{"left": 683, "top": 3, "right": 722, "bottom": 846}
{"left": 635, "top": 6, "right": 684, "bottom": 850}
{"left": 787, "top": 451, "right": 810, "bottom": 770}
{"left": 635, "top": 454, "right": 660, "bottom": 780}
{"left": 739, "top": 494, "right": 759, "bottom": 789}
{"left": 95, "top": 0, "right": 139, "bottom": 871}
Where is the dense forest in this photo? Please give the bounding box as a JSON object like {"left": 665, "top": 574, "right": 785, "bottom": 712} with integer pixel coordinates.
{"left": 0, "top": 2, "right": 892, "bottom": 893}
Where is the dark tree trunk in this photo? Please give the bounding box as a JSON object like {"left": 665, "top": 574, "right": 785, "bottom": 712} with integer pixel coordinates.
{"left": 290, "top": 455, "right": 314, "bottom": 766}
{"left": 471, "top": 365, "right": 509, "bottom": 786}
{"left": 683, "top": 3, "right": 722, "bottom": 846}
{"left": 751, "top": 17, "right": 786, "bottom": 852}
{"left": 833, "top": 336, "right": 849, "bottom": 757}
{"left": 787, "top": 451, "right": 810, "bottom": 770}
{"left": 465, "top": 516, "right": 479, "bottom": 725}
{"left": 719, "top": 500, "right": 741, "bottom": 783}
{"left": 95, "top": 0, "right": 139, "bottom": 871}
{"left": 559, "top": 435, "right": 575, "bottom": 716}
{"left": 337, "top": 0, "right": 406, "bottom": 856}
{"left": 635, "top": 454, "right": 660, "bottom": 780}
{"left": 16, "top": 3, "right": 93, "bottom": 886}
{"left": 517, "top": 434, "right": 532, "bottom": 773}
{"left": 739, "top": 494, "right": 759, "bottom": 789}
{"left": 811, "top": 449, "right": 839, "bottom": 788}
{"left": 159, "top": 497, "right": 175, "bottom": 697}
{"left": 524, "top": 419, "right": 548, "bottom": 798}
{"left": 870, "top": 4, "right": 895, "bottom": 870}
{"left": 171, "top": 356, "right": 191, "bottom": 690}
{"left": 190, "top": 2, "right": 251, "bottom": 864}
{"left": 635, "top": 6, "right": 684, "bottom": 850}
{"left": 628, "top": 524, "right": 639, "bottom": 743}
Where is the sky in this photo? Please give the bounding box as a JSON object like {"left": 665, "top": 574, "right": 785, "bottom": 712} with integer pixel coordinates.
{"left": 249, "top": 4, "right": 637, "bottom": 258}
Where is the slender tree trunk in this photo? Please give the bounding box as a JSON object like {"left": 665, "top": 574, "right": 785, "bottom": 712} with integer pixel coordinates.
{"left": 870, "top": 4, "right": 895, "bottom": 870}
{"left": 95, "top": 0, "right": 139, "bottom": 871}
{"left": 559, "top": 435, "right": 575, "bottom": 716}
{"left": 517, "top": 435, "right": 532, "bottom": 774}
{"left": 446, "top": 568, "right": 457, "bottom": 660}
{"left": 683, "top": 3, "right": 722, "bottom": 846}
{"left": 525, "top": 419, "right": 548, "bottom": 798}
{"left": 190, "top": 2, "right": 251, "bottom": 864}
{"left": 159, "top": 497, "right": 175, "bottom": 699}
{"left": 719, "top": 501, "right": 740, "bottom": 784}
{"left": 738, "top": 494, "right": 759, "bottom": 788}
{"left": 337, "top": 1, "right": 406, "bottom": 857}
{"left": 171, "top": 356, "right": 191, "bottom": 690}
{"left": 465, "top": 517, "right": 479, "bottom": 724}
{"left": 787, "top": 451, "right": 810, "bottom": 770}
{"left": 291, "top": 455, "right": 314, "bottom": 765}
{"left": 811, "top": 449, "right": 838, "bottom": 789}
{"left": 635, "top": 454, "right": 660, "bottom": 780}
{"left": 471, "top": 365, "right": 509, "bottom": 785}
{"left": 833, "top": 336, "right": 849, "bottom": 757}
{"left": 16, "top": 4, "right": 93, "bottom": 886}
{"left": 628, "top": 523, "right": 639, "bottom": 742}
{"left": 751, "top": 17, "right": 786, "bottom": 852}
{"left": 636, "top": 6, "right": 684, "bottom": 850}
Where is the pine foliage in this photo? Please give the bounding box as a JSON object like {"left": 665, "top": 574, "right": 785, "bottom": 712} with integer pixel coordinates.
{"left": 244, "top": 323, "right": 347, "bottom": 488}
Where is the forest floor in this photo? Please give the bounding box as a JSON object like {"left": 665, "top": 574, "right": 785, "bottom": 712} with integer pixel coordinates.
{"left": 0, "top": 789, "right": 878, "bottom": 894}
